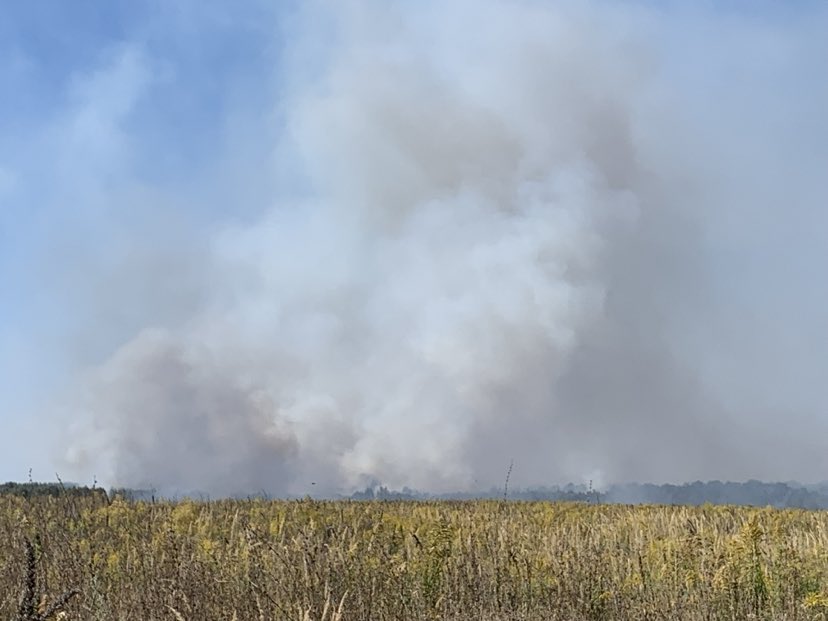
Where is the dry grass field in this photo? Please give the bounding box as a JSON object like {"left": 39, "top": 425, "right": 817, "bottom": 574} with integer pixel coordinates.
{"left": 3, "top": 495, "right": 828, "bottom": 620}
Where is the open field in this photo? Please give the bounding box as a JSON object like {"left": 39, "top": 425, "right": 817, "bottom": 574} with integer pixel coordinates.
{"left": 3, "top": 495, "right": 828, "bottom": 620}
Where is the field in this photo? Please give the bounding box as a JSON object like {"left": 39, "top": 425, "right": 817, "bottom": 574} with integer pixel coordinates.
{"left": 2, "top": 495, "right": 828, "bottom": 620}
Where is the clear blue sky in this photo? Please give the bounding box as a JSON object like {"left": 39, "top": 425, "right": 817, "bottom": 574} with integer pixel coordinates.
{"left": 0, "top": 1, "right": 826, "bottom": 489}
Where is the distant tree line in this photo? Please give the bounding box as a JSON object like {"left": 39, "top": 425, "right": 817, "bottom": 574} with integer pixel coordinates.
{"left": 349, "top": 480, "right": 828, "bottom": 509}
{"left": 0, "top": 481, "right": 108, "bottom": 500}
{"left": 7, "top": 479, "right": 828, "bottom": 508}
{"left": 602, "top": 480, "right": 828, "bottom": 509}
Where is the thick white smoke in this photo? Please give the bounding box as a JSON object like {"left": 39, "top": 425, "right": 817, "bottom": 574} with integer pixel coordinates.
{"left": 57, "top": 1, "right": 828, "bottom": 495}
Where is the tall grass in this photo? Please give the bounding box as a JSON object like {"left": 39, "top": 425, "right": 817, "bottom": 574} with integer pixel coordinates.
{"left": 2, "top": 495, "right": 828, "bottom": 620}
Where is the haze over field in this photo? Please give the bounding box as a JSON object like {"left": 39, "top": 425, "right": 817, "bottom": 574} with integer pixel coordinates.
{"left": 1, "top": 1, "right": 827, "bottom": 496}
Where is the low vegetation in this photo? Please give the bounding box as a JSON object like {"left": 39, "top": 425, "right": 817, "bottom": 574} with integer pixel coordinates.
{"left": 3, "top": 494, "right": 828, "bottom": 620}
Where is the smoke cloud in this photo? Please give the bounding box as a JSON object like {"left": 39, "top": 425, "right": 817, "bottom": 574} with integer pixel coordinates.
{"left": 52, "top": 1, "right": 828, "bottom": 495}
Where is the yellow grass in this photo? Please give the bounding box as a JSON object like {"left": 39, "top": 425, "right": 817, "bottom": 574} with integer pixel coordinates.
{"left": 3, "top": 495, "right": 828, "bottom": 620}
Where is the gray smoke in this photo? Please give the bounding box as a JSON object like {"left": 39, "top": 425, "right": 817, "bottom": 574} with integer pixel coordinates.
{"left": 57, "top": 1, "right": 828, "bottom": 495}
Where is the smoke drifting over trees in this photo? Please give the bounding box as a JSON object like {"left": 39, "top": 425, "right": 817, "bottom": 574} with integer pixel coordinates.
{"left": 49, "top": 1, "right": 828, "bottom": 496}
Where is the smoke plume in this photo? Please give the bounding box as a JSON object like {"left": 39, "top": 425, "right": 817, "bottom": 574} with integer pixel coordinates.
{"left": 55, "top": 1, "right": 828, "bottom": 495}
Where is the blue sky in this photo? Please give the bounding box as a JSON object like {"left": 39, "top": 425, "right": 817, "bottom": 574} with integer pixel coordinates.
{"left": 0, "top": 1, "right": 293, "bottom": 479}
{"left": 1, "top": 1, "right": 827, "bottom": 491}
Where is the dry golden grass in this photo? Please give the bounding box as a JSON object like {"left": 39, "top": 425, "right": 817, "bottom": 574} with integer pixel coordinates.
{"left": 2, "top": 495, "right": 828, "bottom": 620}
